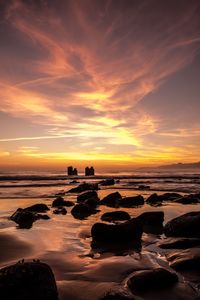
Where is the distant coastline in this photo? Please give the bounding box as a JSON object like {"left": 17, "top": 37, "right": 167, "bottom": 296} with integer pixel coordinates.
{"left": 139, "top": 161, "right": 200, "bottom": 171}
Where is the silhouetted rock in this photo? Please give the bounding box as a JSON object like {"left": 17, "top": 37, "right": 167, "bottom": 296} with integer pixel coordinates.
{"left": 0, "top": 260, "right": 58, "bottom": 300}
{"left": 158, "top": 237, "right": 200, "bottom": 249}
{"left": 119, "top": 196, "right": 144, "bottom": 207}
{"left": 67, "top": 166, "right": 78, "bottom": 176}
{"left": 53, "top": 207, "right": 67, "bottom": 215}
{"left": 101, "top": 211, "right": 131, "bottom": 222}
{"left": 99, "top": 178, "right": 115, "bottom": 186}
{"left": 167, "top": 248, "right": 200, "bottom": 270}
{"left": 100, "top": 192, "right": 122, "bottom": 207}
{"left": 52, "top": 196, "right": 74, "bottom": 207}
{"left": 164, "top": 211, "right": 200, "bottom": 237}
{"left": 127, "top": 268, "right": 178, "bottom": 294}
{"left": 91, "top": 218, "right": 143, "bottom": 242}
{"left": 64, "top": 200, "right": 75, "bottom": 207}
{"left": 146, "top": 193, "right": 182, "bottom": 205}
{"left": 10, "top": 208, "right": 35, "bottom": 229}
{"left": 137, "top": 211, "right": 164, "bottom": 226}
{"left": 24, "top": 203, "right": 49, "bottom": 213}
{"left": 85, "top": 166, "right": 95, "bottom": 176}
{"left": 174, "top": 194, "right": 200, "bottom": 204}
{"left": 71, "top": 203, "right": 97, "bottom": 219}
{"left": 10, "top": 206, "right": 50, "bottom": 229}
{"left": 84, "top": 197, "right": 100, "bottom": 208}
{"left": 136, "top": 211, "right": 164, "bottom": 234}
{"left": 67, "top": 182, "right": 98, "bottom": 193}
{"left": 100, "top": 287, "right": 136, "bottom": 299}
{"left": 77, "top": 190, "right": 99, "bottom": 203}
{"left": 37, "top": 214, "right": 50, "bottom": 220}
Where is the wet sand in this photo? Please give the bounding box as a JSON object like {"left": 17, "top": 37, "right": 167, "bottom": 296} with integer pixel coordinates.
{"left": 0, "top": 188, "right": 200, "bottom": 299}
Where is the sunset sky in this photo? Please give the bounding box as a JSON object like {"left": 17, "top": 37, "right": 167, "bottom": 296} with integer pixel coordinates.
{"left": 0, "top": 0, "right": 200, "bottom": 171}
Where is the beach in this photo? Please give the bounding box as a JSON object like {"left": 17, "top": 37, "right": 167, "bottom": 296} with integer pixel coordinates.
{"left": 0, "top": 171, "right": 200, "bottom": 299}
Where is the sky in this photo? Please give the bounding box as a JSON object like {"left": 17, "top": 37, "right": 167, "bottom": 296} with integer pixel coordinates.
{"left": 0, "top": 0, "right": 200, "bottom": 171}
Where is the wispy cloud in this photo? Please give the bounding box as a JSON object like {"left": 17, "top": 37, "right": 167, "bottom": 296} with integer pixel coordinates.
{"left": 0, "top": 0, "right": 200, "bottom": 166}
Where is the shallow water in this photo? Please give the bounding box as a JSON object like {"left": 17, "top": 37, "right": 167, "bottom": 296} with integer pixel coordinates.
{"left": 0, "top": 172, "right": 200, "bottom": 299}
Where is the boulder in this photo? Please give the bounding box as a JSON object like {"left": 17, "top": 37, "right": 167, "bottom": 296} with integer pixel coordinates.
{"left": 0, "top": 260, "right": 58, "bottom": 300}
{"left": 37, "top": 214, "right": 50, "bottom": 220}
{"left": 119, "top": 196, "right": 144, "bottom": 207}
{"left": 136, "top": 211, "right": 164, "bottom": 234}
{"left": 77, "top": 191, "right": 98, "bottom": 203}
{"left": 10, "top": 208, "right": 50, "bottom": 229}
{"left": 100, "top": 192, "right": 122, "bottom": 207}
{"left": 99, "top": 178, "right": 115, "bottom": 186}
{"left": 24, "top": 203, "right": 49, "bottom": 212}
{"left": 84, "top": 197, "right": 100, "bottom": 208}
{"left": 100, "top": 287, "right": 136, "bottom": 299}
{"left": 175, "top": 194, "right": 199, "bottom": 204}
{"left": 137, "top": 211, "right": 164, "bottom": 226}
{"left": 158, "top": 237, "right": 200, "bottom": 249}
{"left": 91, "top": 218, "right": 143, "bottom": 242}
{"left": 52, "top": 197, "right": 74, "bottom": 207}
{"left": 101, "top": 211, "right": 131, "bottom": 222}
{"left": 127, "top": 268, "right": 178, "bottom": 294}
{"left": 146, "top": 193, "right": 181, "bottom": 205}
{"left": 10, "top": 208, "right": 36, "bottom": 229}
{"left": 67, "top": 182, "right": 99, "bottom": 193}
{"left": 164, "top": 211, "right": 200, "bottom": 237}
{"left": 71, "top": 203, "right": 97, "bottom": 219}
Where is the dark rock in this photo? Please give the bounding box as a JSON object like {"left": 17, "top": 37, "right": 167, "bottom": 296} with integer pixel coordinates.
{"left": 100, "top": 287, "right": 136, "bottom": 299}
{"left": 71, "top": 203, "right": 97, "bottom": 219}
{"left": 10, "top": 208, "right": 35, "bottom": 229}
{"left": 175, "top": 194, "right": 199, "bottom": 204}
{"left": 84, "top": 197, "right": 100, "bottom": 208}
{"left": 137, "top": 211, "right": 164, "bottom": 226}
{"left": 77, "top": 190, "right": 98, "bottom": 203}
{"left": 67, "top": 182, "right": 99, "bottom": 193}
{"left": 10, "top": 207, "right": 50, "bottom": 229}
{"left": 24, "top": 203, "right": 49, "bottom": 213}
{"left": 164, "top": 211, "right": 200, "bottom": 237}
{"left": 137, "top": 211, "right": 164, "bottom": 234}
{"left": 91, "top": 218, "right": 143, "bottom": 242}
{"left": 167, "top": 248, "right": 200, "bottom": 270}
{"left": 99, "top": 178, "right": 115, "bottom": 186}
{"left": 52, "top": 197, "right": 74, "bottom": 207}
{"left": 158, "top": 237, "right": 200, "bottom": 249}
{"left": 101, "top": 211, "right": 131, "bottom": 222}
{"left": 146, "top": 193, "right": 181, "bottom": 205}
{"left": 100, "top": 192, "right": 122, "bottom": 207}
{"left": 53, "top": 207, "right": 67, "bottom": 215}
{"left": 119, "top": 196, "right": 144, "bottom": 207}
{"left": 37, "top": 214, "right": 50, "bottom": 220}
{"left": 64, "top": 200, "right": 75, "bottom": 207}
{"left": 127, "top": 268, "right": 178, "bottom": 294}
{"left": 0, "top": 260, "right": 58, "bottom": 300}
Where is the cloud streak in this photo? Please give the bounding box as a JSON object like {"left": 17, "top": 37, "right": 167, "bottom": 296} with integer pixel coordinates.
{"left": 0, "top": 0, "right": 200, "bottom": 167}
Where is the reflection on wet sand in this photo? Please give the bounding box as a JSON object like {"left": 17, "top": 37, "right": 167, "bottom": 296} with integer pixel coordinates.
{"left": 0, "top": 187, "right": 200, "bottom": 299}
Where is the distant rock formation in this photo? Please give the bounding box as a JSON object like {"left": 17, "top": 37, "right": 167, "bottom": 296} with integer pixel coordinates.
{"left": 85, "top": 166, "right": 95, "bottom": 176}
{"left": 67, "top": 166, "right": 78, "bottom": 176}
